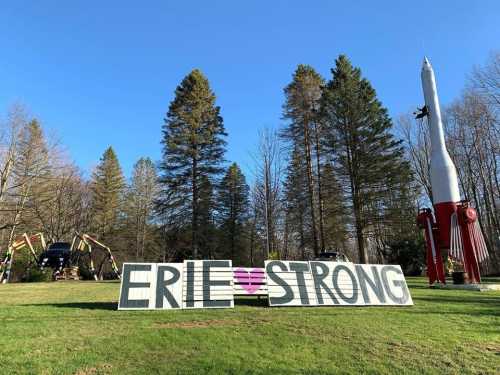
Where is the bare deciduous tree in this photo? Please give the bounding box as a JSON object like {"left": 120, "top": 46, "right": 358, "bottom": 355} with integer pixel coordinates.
{"left": 444, "top": 90, "right": 500, "bottom": 270}
{"left": 397, "top": 113, "right": 433, "bottom": 204}
{"left": 252, "top": 128, "right": 284, "bottom": 259}
{"left": 469, "top": 51, "right": 500, "bottom": 108}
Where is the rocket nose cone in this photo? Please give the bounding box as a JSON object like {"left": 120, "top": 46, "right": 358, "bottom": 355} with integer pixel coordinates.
{"left": 422, "top": 56, "right": 432, "bottom": 71}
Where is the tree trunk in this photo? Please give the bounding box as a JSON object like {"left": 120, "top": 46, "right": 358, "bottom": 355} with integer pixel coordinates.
{"left": 264, "top": 157, "right": 272, "bottom": 258}
{"left": 192, "top": 157, "right": 198, "bottom": 259}
{"left": 249, "top": 206, "right": 257, "bottom": 266}
{"left": 355, "top": 215, "right": 367, "bottom": 263}
{"left": 299, "top": 214, "right": 305, "bottom": 260}
{"left": 283, "top": 214, "right": 289, "bottom": 260}
{"left": 313, "top": 122, "right": 326, "bottom": 252}
{"left": 303, "top": 120, "right": 319, "bottom": 257}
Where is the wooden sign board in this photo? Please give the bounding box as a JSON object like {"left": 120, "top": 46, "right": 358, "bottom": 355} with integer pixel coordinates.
{"left": 118, "top": 260, "right": 412, "bottom": 310}
{"left": 232, "top": 267, "right": 267, "bottom": 296}
{"left": 265, "top": 261, "right": 413, "bottom": 307}
{"left": 183, "top": 260, "right": 234, "bottom": 309}
{"left": 118, "top": 260, "right": 233, "bottom": 310}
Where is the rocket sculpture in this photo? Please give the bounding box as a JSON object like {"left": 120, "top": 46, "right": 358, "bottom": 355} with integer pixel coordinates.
{"left": 416, "top": 58, "right": 489, "bottom": 284}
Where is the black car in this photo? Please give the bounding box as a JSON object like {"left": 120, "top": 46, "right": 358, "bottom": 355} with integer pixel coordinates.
{"left": 314, "top": 251, "right": 350, "bottom": 262}
{"left": 39, "top": 242, "right": 72, "bottom": 269}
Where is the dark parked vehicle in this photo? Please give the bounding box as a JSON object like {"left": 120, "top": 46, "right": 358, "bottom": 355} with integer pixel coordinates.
{"left": 314, "top": 251, "right": 350, "bottom": 262}
{"left": 39, "top": 242, "right": 72, "bottom": 269}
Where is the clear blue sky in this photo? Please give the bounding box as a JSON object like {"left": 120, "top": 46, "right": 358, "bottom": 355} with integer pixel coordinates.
{"left": 1, "top": 1, "right": 499, "bottom": 179}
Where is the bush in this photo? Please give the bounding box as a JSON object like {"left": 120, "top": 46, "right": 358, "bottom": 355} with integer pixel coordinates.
{"left": 23, "top": 268, "right": 52, "bottom": 282}
{"left": 387, "top": 237, "right": 426, "bottom": 276}
{"left": 9, "top": 254, "right": 52, "bottom": 282}
{"left": 268, "top": 251, "right": 280, "bottom": 260}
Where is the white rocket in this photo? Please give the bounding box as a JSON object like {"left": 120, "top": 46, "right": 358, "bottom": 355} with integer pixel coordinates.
{"left": 421, "top": 57, "right": 461, "bottom": 205}
{"left": 417, "top": 57, "right": 488, "bottom": 284}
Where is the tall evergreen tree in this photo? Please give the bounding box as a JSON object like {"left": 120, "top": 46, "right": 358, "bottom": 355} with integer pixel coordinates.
{"left": 283, "top": 146, "right": 310, "bottom": 259}
{"left": 321, "top": 161, "right": 349, "bottom": 252}
{"left": 158, "top": 69, "right": 227, "bottom": 259}
{"left": 90, "top": 147, "right": 125, "bottom": 238}
{"left": 320, "top": 55, "right": 409, "bottom": 263}
{"left": 125, "top": 157, "right": 158, "bottom": 260}
{"left": 281, "top": 65, "right": 325, "bottom": 256}
{"left": 217, "top": 163, "right": 249, "bottom": 261}
{"left": 198, "top": 174, "right": 217, "bottom": 259}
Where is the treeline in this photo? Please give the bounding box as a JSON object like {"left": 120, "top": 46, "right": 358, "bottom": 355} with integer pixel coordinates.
{"left": 0, "top": 112, "right": 162, "bottom": 264}
{"left": 0, "top": 53, "right": 498, "bottom": 274}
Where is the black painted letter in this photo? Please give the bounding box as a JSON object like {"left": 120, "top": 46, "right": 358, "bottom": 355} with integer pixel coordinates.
{"left": 332, "top": 264, "right": 359, "bottom": 304}
{"left": 289, "top": 262, "right": 311, "bottom": 305}
{"left": 266, "top": 261, "right": 294, "bottom": 305}
{"left": 155, "top": 265, "right": 181, "bottom": 308}
{"left": 203, "top": 260, "right": 231, "bottom": 308}
{"left": 381, "top": 266, "right": 410, "bottom": 304}
{"left": 355, "top": 265, "right": 386, "bottom": 304}
{"left": 119, "top": 264, "right": 151, "bottom": 309}
{"left": 310, "top": 262, "right": 338, "bottom": 305}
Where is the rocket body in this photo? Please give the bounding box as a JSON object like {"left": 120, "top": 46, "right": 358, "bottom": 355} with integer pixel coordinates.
{"left": 421, "top": 58, "right": 461, "bottom": 249}
{"left": 421, "top": 58, "right": 461, "bottom": 206}
{"left": 418, "top": 57, "right": 487, "bottom": 284}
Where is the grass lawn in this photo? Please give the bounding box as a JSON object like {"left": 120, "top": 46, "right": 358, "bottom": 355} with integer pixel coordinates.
{"left": 0, "top": 277, "right": 498, "bottom": 374}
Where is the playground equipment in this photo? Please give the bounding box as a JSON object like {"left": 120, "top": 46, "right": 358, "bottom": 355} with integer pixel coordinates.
{"left": 0, "top": 231, "right": 120, "bottom": 283}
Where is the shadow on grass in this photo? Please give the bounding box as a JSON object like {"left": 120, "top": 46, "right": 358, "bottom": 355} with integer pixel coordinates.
{"left": 414, "top": 295, "right": 500, "bottom": 306}
{"left": 406, "top": 284, "right": 431, "bottom": 290}
{"left": 25, "top": 298, "right": 269, "bottom": 310}
{"left": 234, "top": 297, "right": 269, "bottom": 307}
{"left": 25, "top": 302, "right": 118, "bottom": 310}
{"left": 409, "top": 294, "right": 500, "bottom": 317}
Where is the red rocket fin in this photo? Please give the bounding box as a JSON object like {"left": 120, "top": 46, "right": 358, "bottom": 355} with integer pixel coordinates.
{"left": 418, "top": 210, "right": 446, "bottom": 285}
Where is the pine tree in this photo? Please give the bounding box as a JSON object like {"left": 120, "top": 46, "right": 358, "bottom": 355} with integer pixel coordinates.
{"left": 217, "top": 163, "right": 249, "bottom": 261}
{"left": 198, "top": 174, "right": 216, "bottom": 259}
{"left": 282, "top": 65, "right": 325, "bottom": 256}
{"left": 158, "top": 69, "right": 227, "bottom": 259}
{"left": 90, "top": 147, "right": 125, "bottom": 238}
{"left": 125, "top": 157, "right": 158, "bottom": 260}
{"left": 283, "top": 146, "right": 310, "bottom": 259}
{"left": 320, "top": 55, "right": 409, "bottom": 263}
{"left": 321, "top": 161, "right": 349, "bottom": 252}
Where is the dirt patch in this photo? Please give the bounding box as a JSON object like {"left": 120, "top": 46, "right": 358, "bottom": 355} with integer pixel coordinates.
{"left": 74, "top": 363, "right": 113, "bottom": 375}
{"left": 484, "top": 344, "right": 500, "bottom": 355}
{"left": 473, "top": 342, "right": 500, "bottom": 355}
{"left": 154, "top": 319, "right": 241, "bottom": 329}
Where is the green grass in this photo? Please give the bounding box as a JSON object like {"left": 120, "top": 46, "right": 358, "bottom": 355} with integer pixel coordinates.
{"left": 0, "top": 278, "right": 498, "bottom": 374}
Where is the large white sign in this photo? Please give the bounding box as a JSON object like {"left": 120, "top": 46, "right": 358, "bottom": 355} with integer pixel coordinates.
{"left": 118, "top": 260, "right": 413, "bottom": 310}
{"left": 118, "top": 260, "right": 233, "bottom": 310}
{"left": 265, "top": 261, "right": 413, "bottom": 307}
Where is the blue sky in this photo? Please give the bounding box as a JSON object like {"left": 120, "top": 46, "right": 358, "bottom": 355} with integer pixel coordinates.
{"left": 1, "top": 1, "right": 499, "bottom": 179}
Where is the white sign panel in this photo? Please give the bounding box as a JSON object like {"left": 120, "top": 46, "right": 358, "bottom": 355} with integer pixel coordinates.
{"left": 155, "top": 263, "right": 184, "bottom": 309}
{"left": 118, "top": 260, "right": 233, "bottom": 310}
{"left": 183, "top": 260, "right": 234, "bottom": 309}
{"left": 265, "top": 261, "right": 413, "bottom": 307}
{"left": 118, "top": 263, "right": 157, "bottom": 310}
{"left": 265, "top": 261, "right": 317, "bottom": 306}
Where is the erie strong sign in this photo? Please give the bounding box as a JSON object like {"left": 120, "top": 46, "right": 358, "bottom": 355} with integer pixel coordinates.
{"left": 265, "top": 261, "right": 413, "bottom": 307}
{"left": 118, "top": 260, "right": 412, "bottom": 310}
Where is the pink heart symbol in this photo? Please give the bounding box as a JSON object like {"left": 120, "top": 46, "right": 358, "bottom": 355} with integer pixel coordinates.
{"left": 234, "top": 268, "right": 265, "bottom": 294}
